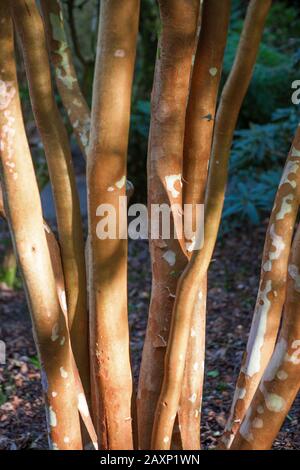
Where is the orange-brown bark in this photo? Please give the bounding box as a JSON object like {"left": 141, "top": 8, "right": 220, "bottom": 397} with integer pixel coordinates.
{"left": 178, "top": 0, "right": 231, "bottom": 449}
{"left": 10, "top": 0, "right": 89, "bottom": 402}
{"left": 87, "top": 0, "right": 140, "bottom": 449}
{"left": 137, "top": 0, "right": 200, "bottom": 450}
{"left": 152, "top": 0, "right": 272, "bottom": 451}
{"left": 0, "top": 4, "right": 82, "bottom": 449}
{"left": 40, "top": 0, "right": 91, "bottom": 158}
{"left": 231, "top": 132, "right": 300, "bottom": 448}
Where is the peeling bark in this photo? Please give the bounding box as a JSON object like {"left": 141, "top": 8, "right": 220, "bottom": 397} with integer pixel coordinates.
{"left": 222, "top": 131, "right": 300, "bottom": 447}
{"left": 231, "top": 136, "right": 300, "bottom": 448}
{"left": 221, "top": 147, "right": 299, "bottom": 448}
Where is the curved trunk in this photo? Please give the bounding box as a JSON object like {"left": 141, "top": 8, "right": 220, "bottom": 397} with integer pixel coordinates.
{"left": 0, "top": 4, "right": 82, "bottom": 449}
{"left": 137, "top": 0, "right": 200, "bottom": 450}
{"left": 10, "top": 0, "right": 89, "bottom": 402}
{"left": 232, "top": 141, "right": 300, "bottom": 448}
{"left": 87, "top": 0, "right": 140, "bottom": 449}
{"left": 221, "top": 144, "right": 299, "bottom": 448}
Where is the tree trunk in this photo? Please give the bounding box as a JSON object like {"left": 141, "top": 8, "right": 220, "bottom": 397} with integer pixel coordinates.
{"left": 10, "top": 0, "right": 89, "bottom": 402}
{"left": 40, "top": 0, "right": 91, "bottom": 159}
{"left": 178, "top": 0, "right": 231, "bottom": 449}
{"left": 87, "top": 0, "right": 140, "bottom": 449}
{"left": 232, "top": 132, "right": 300, "bottom": 448}
{"left": 0, "top": 3, "right": 82, "bottom": 449}
{"left": 137, "top": 0, "right": 200, "bottom": 450}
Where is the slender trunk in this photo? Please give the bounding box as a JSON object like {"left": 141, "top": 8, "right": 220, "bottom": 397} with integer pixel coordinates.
{"left": 177, "top": 277, "right": 206, "bottom": 450}
{"left": 0, "top": 4, "right": 82, "bottom": 449}
{"left": 231, "top": 138, "right": 300, "bottom": 449}
{"left": 137, "top": 0, "right": 200, "bottom": 450}
{"left": 151, "top": 0, "right": 271, "bottom": 450}
{"left": 178, "top": 0, "right": 231, "bottom": 449}
{"left": 183, "top": 0, "right": 231, "bottom": 218}
{"left": 40, "top": 0, "right": 91, "bottom": 158}
{"left": 41, "top": 0, "right": 137, "bottom": 207}
{"left": 1, "top": 190, "right": 97, "bottom": 448}
{"left": 221, "top": 149, "right": 299, "bottom": 447}
{"left": 88, "top": 0, "right": 140, "bottom": 449}
{"left": 10, "top": 0, "right": 89, "bottom": 402}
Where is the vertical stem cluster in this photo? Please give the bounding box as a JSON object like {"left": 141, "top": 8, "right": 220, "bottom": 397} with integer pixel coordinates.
{"left": 178, "top": 0, "right": 231, "bottom": 449}
{"left": 151, "top": 0, "right": 272, "bottom": 450}
{"left": 87, "top": 0, "right": 140, "bottom": 449}
{"left": 0, "top": 2, "right": 82, "bottom": 449}
{"left": 3, "top": 0, "right": 295, "bottom": 452}
{"left": 10, "top": 0, "right": 89, "bottom": 401}
{"left": 137, "top": 0, "right": 200, "bottom": 450}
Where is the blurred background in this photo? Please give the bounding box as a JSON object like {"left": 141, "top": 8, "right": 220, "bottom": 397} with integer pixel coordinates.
{"left": 0, "top": 0, "right": 299, "bottom": 450}
{"left": 17, "top": 0, "right": 300, "bottom": 221}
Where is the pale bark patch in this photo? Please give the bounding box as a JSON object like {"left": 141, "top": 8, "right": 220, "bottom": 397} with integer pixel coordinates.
{"left": 0, "top": 80, "right": 16, "bottom": 110}
{"left": 78, "top": 392, "right": 89, "bottom": 418}
{"left": 162, "top": 250, "right": 176, "bottom": 266}
{"left": 276, "top": 194, "right": 294, "bottom": 220}
{"left": 252, "top": 417, "right": 263, "bottom": 429}
{"left": 242, "top": 280, "right": 272, "bottom": 377}
{"left": 49, "top": 406, "right": 57, "bottom": 427}
{"left": 209, "top": 67, "right": 218, "bottom": 76}
{"left": 114, "top": 49, "right": 125, "bottom": 58}
{"left": 60, "top": 366, "right": 68, "bottom": 379}
{"left": 165, "top": 174, "right": 182, "bottom": 198}
{"left": 51, "top": 323, "right": 59, "bottom": 342}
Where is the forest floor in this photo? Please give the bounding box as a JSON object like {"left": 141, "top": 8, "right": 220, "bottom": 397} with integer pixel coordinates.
{"left": 0, "top": 221, "right": 299, "bottom": 450}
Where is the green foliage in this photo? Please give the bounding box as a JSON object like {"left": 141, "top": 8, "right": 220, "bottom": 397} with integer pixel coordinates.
{"left": 29, "top": 355, "right": 41, "bottom": 369}
{"left": 0, "top": 385, "right": 7, "bottom": 406}
{"left": 207, "top": 370, "right": 220, "bottom": 378}
{"left": 0, "top": 242, "right": 19, "bottom": 289}
{"left": 223, "top": 1, "right": 300, "bottom": 126}
{"left": 0, "top": 265, "right": 17, "bottom": 289}
{"left": 128, "top": 0, "right": 158, "bottom": 201}
{"left": 223, "top": 107, "right": 299, "bottom": 228}
{"left": 220, "top": 0, "right": 300, "bottom": 229}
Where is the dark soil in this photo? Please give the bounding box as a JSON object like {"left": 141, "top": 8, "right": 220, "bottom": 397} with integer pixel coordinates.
{"left": 0, "top": 222, "right": 299, "bottom": 450}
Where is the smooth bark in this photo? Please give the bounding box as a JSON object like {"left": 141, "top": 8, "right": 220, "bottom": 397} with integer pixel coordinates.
{"left": 40, "top": 0, "right": 91, "bottom": 158}
{"left": 87, "top": 0, "right": 140, "bottom": 449}
{"left": 0, "top": 4, "right": 82, "bottom": 449}
{"left": 10, "top": 0, "right": 89, "bottom": 402}
{"left": 138, "top": 0, "right": 200, "bottom": 450}
{"left": 152, "top": 0, "right": 271, "bottom": 450}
